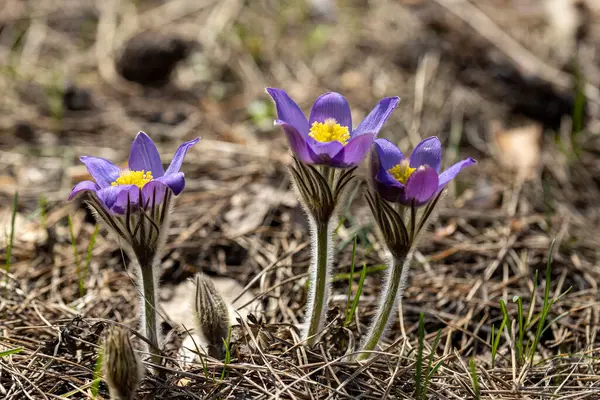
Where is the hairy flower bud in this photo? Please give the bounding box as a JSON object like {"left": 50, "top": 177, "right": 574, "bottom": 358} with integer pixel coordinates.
{"left": 193, "top": 274, "right": 231, "bottom": 359}
{"left": 103, "top": 326, "right": 143, "bottom": 400}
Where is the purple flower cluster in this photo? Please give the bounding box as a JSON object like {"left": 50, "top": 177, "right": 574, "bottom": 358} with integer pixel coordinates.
{"left": 266, "top": 88, "right": 399, "bottom": 168}
{"left": 69, "top": 132, "right": 199, "bottom": 214}
{"left": 371, "top": 137, "right": 476, "bottom": 206}
{"left": 267, "top": 88, "right": 476, "bottom": 207}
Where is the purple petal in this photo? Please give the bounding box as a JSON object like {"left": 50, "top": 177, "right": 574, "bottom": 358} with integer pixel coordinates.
{"left": 141, "top": 180, "right": 169, "bottom": 208}
{"left": 438, "top": 157, "right": 477, "bottom": 189}
{"left": 165, "top": 138, "right": 200, "bottom": 175}
{"left": 405, "top": 167, "right": 439, "bottom": 206}
{"left": 128, "top": 132, "right": 165, "bottom": 177}
{"left": 308, "top": 137, "right": 344, "bottom": 164}
{"left": 372, "top": 163, "right": 406, "bottom": 203}
{"left": 266, "top": 88, "right": 309, "bottom": 136}
{"left": 308, "top": 92, "right": 352, "bottom": 129}
{"left": 154, "top": 172, "right": 185, "bottom": 196}
{"left": 80, "top": 156, "right": 121, "bottom": 188}
{"left": 112, "top": 186, "right": 141, "bottom": 214}
{"left": 352, "top": 97, "right": 400, "bottom": 137}
{"left": 329, "top": 133, "right": 374, "bottom": 167}
{"left": 277, "top": 120, "right": 321, "bottom": 164}
{"left": 96, "top": 186, "right": 137, "bottom": 214}
{"left": 409, "top": 137, "right": 442, "bottom": 172}
{"left": 69, "top": 180, "right": 99, "bottom": 200}
{"left": 373, "top": 138, "right": 405, "bottom": 170}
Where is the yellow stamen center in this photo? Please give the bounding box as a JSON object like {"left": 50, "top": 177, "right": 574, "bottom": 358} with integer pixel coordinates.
{"left": 308, "top": 118, "right": 350, "bottom": 145}
{"left": 388, "top": 160, "right": 416, "bottom": 184}
{"left": 112, "top": 170, "right": 153, "bottom": 189}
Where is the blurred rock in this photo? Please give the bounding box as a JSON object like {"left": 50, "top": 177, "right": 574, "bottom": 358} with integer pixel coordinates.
{"left": 116, "top": 32, "right": 195, "bottom": 87}
{"left": 63, "top": 84, "right": 93, "bottom": 111}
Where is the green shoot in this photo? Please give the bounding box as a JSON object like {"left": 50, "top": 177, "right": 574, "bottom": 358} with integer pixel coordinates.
{"left": 345, "top": 263, "right": 367, "bottom": 327}
{"left": 468, "top": 358, "right": 481, "bottom": 400}
{"left": 0, "top": 347, "right": 23, "bottom": 357}
{"left": 527, "top": 240, "right": 557, "bottom": 364}
{"left": 422, "top": 328, "right": 443, "bottom": 398}
{"left": 491, "top": 312, "right": 507, "bottom": 368}
{"left": 84, "top": 225, "right": 99, "bottom": 288}
{"left": 332, "top": 264, "right": 387, "bottom": 282}
{"left": 220, "top": 325, "right": 233, "bottom": 381}
{"left": 39, "top": 196, "right": 48, "bottom": 230}
{"left": 91, "top": 346, "right": 103, "bottom": 397}
{"left": 67, "top": 215, "right": 84, "bottom": 297}
{"left": 344, "top": 237, "right": 357, "bottom": 324}
{"left": 515, "top": 295, "right": 524, "bottom": 365}
{"left": 4, "top": 191, "right": 18, "bottom": 287}
{"left": 415, "top": 313, "right": 425, "bottom": 400}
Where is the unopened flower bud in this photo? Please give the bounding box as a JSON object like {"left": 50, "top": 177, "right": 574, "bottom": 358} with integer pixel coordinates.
{"left": 103, "top": 326, "right": 143, "bottom": 400}
{"left": 193, "top": 274, "right": 231, "bottom": 359}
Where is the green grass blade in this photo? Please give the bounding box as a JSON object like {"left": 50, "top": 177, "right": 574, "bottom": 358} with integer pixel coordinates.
{"left": 469, "top": 358, "right": 481, "bottom": 400}
{"left": 39, "top": 196, "right": 48, "bottom": 230}
{"left": 528, "top": 240, "right": 556, "bottom": 362}
{"left": 423, "top": 329, "right": 442, "bottom": 397}
{"left": 91, "top": 346, "right": 103, "bottom": 397}
{"left": 0, "top": 347, "right": 23, "bottom": 357}
{"left": 220, "top": 325, "right": 233, "bottom": 381}
{"left": 332, "top": 264, "right": 387, "bottom": 282}
{"left": 516, "top": 296, "right": 524, "bottom": 365}
{"left": 68, "top": 215, "right": 84, "bottom": 297}
{"left": 4, "top": 191, "right": 18, "bottom": 287}
{"left": 345, "top": 263, "right": 367, "bottom": 326}
{"left": 499, "top": 300, "right": 511, "bottom": 336}
{"left": 491, "top": 312, "right": 507, "bottom": 368}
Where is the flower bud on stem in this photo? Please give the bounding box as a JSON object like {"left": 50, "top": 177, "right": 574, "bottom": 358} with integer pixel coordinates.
{"left": 103, "top": 326, "right": 143, "bottom": 400}
{"left": 193, "top": 274, "right": 231, "bottom": 359}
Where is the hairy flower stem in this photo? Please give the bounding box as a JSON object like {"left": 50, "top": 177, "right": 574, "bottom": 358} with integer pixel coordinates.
{"left": 304, "top": 220, "right": 332, "bottom": 345}
{"left": 358, "top": 255, "right": 410, "bottom": 360}
{"left": 138, "top": 261, "right": 161, "bottom": 368}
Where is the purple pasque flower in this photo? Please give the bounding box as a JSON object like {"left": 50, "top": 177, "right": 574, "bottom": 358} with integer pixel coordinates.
{"left": 371, "top": 137, "right": 476, "bottom": 206}
{"left": 69, "top": 132, "right": 199, "bottom": 214}
{"left": 266, "top": 88, "right": 400, "bottom": 168}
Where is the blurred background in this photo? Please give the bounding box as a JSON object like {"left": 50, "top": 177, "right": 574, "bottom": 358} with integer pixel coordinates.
{"left": 1, "top": 0, "right": 599, "bottom": 200}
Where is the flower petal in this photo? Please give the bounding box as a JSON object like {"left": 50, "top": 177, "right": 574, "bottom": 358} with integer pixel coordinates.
{"left": 352, "top": 97, "right": 400, "bottom": 137}
{"left": 165, "top": 138, "right": 200, "bottom": 175}
{"left": 409, "top": 137, "right": 442, "bottom": 172}
{"left": 438, "top": 157, "right": 477, "bottom": 189}
{"left": 277, "top": 120, "right": 321, "bottom": 164}
{"left": 80, "top": 156, "right": 121, "bottom": 188}
{"left": 308, "top": 137, "right": 344, "bottom": 164}
{"left": 112, "top": 185, "right": 141, "bottom": 214}
{"left": 96, "top": 185, "right": 138, "bottom": 214}
{"left": 68, "top": 180, "right": 99, "bottom": 200}
{"left": 373, "top": 138, "right": 405, "bottom": 170}
{"left": 266, "top": 88, "right": 309, "bottom": 136}
{"left": 141, "top": 180, "right": 169, "bottom": 208}
{"left": 329, "top": 133, "right": 374, "bottom": 168}
{"left": 405, "top": 167, "right": 439, "bottom": 206}
{"left": 128, "top": 131, "right": 165, "bottom": 177}
{"left": 155, "top": 172, "right": 185, "bottom": 195}
{"left": 308, "top": 92, "right": 352, "bottom": 129}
